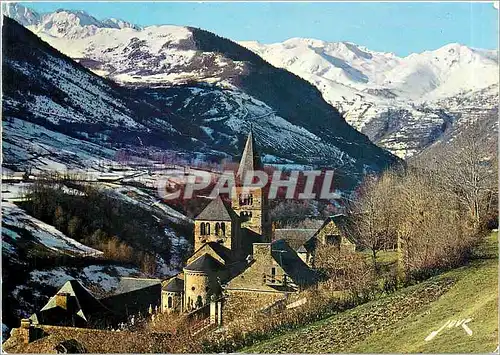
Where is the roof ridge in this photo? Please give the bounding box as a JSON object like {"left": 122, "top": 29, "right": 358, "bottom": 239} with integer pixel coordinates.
{"left": 120, "top": 277, "right": 161, "bottom": 281}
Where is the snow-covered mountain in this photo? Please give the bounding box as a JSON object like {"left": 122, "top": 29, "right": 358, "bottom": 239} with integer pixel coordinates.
{"left": 1, "top": 3, "right": 140, "bottom": 37}
{"left": 3, "top": 14, "right": 398, "bottom": 189}
{"left": 3, "top": 3, "right": 497, "bottom": 158}
{"left": 1, "top": 2, "right": 40, "bottom": 26}
{"left": 241, "top": 38, "right": 498, "bottom": 101}
{"left": 241, "top": 39, "right": 499, "bottom": 157}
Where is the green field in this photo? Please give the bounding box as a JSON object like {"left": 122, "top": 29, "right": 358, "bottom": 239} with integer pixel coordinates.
{"left": 244, "top": 232, "right": 498, "bottom": 353}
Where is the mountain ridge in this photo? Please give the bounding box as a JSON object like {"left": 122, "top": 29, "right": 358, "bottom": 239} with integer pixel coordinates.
{"left": 2, "top": 15, "right": 398, "bottom": 190}
{"left": 3, "top": 3, "right": 497, "bottom": 159}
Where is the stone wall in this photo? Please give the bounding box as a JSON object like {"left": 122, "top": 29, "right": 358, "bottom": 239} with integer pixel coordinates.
{"left": 184, "top": 271, "right": 211, "bottom": 311}
{"left": 184, "top": 268, "right": 229, "bottom": 312}
{"left": 161, "top": 291, "right": 182, "bottom": 313}
{"left": 222, "top": 290, "right": 286, "bottom": 324}
{"left": 316, "top": 220, "right": 356, "bottom": 252}
{"left": 231, "top": 187, "right": 270, "bottom": 239}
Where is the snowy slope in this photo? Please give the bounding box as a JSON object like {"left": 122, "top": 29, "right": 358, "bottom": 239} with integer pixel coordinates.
{"left": 1, "top": 3, "right": 241, "bottom": 86}
{"left": 2, "top": 202, "right": 103, "bottom": 258}
{"left": 240, "top": 39, "right": 498, "bottom": 102}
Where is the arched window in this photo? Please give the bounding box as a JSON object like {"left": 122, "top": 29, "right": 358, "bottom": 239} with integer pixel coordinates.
{"left": 240, "top": 212, "right": 244, "bottom": 217}
{"left": 206, "top": 222, "right": 210, "bottom": 235}
{"left": 200, "top": 223, "right": 205, "bottom": 235}
{"left": 249, "top": 194, "right": 253, "bottom": 205}
{"left": 221, "top": 222, "right": 226, "bottom": 235}
{"left": 248, "top": 211, "right": 252, "bottom": 218}
{"left": 215, "top": 222, "right": 220, "bottom": 236}
{"left": 167, "top": 296, "right": 172, "bottom": 308}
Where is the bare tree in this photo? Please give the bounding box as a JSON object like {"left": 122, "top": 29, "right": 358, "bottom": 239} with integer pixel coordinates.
{"left": 416, "top": 121, "right": 498, "bottom": 230}
{"left": 349, "top": 171, "right": 399, "bottom": 269}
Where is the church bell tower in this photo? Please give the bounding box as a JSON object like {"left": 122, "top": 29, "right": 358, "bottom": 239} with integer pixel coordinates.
{"left": 231, "top": 128, "right": 271, "bottom": 240}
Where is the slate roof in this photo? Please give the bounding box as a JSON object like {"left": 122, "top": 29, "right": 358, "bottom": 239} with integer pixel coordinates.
{"left": 36, "top": 280, "right": 115, "bottom": 326}
{"left": 204, "top": 242, "right": 233, "bottom": 264}
{"left": 271, "top": 239, "right": 318, "bottom": 287}
{"left": 100, "top": 278, "right": 161, "bottom": 316}
{"left": 273, "top": 229, "right": 317, "bottom": 251}
{"left": 195, "top": 195, "right": 237, "bottom": 221}
{"left": 184, "top": 253, "right": 225, "bottom": 272}
{"left": 236, "top": 129, "right": 263, "bottom": 182}
{"left": 162, "top": 276, "right": 184, "bottom": 293}
{"left": 113, "top": 277, "right": 161, "bottom": 295}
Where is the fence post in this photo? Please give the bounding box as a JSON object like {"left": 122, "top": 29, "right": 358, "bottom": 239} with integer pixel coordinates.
{"left": 210, "top": 300, "right": 217, "bottom": 325}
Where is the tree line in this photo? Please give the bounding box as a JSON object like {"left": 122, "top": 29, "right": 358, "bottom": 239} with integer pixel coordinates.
{"left": 317, "top": 121, "right": 497, "bottom": 290}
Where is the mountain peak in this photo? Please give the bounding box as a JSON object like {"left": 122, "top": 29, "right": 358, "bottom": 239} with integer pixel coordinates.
{"left": 101, "top": 17, "right": 141, "bottom": 30}
{"left": 2, "top": 4, "right": 141, "bottom": 39}
{"left": 38, "top": 9, "right": 106, "bottom": 38}
{"left": 1, "top": 2, "right": 41, "bottom": 26}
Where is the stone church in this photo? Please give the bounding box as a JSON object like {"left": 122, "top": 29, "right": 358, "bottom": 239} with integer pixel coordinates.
{"left": 161, "top": 130, "right": 355, "bottom": 314}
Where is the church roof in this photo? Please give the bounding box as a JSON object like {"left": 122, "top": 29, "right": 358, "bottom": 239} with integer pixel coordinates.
{"left": 195, "top": 195, "right": 236, "bottom": 221}
{"left": 162, "top": 276, "right": 184, "bottom": 293}
{"left": 184, "top": 253, "right": 225, "bottom": 272}
{"left": 273, "top": 229, "right": 317, "bottom": 251}
{"left": 271, "top": 239, "right": 318, "bottom": 287}
{"left": 113, "top": 277, "right": 161, "bottom": 295}
{"left": 236, "top": 129, "right": 263, "bottom": 182}
{"left": 188, "top": 241, "right": 234, "bottom": 266}
{"left": 204, "top": 242, "right": 233, "bottom": 263}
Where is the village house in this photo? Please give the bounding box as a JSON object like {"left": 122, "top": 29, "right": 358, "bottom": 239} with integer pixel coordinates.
{"left": 29, "top": 278, "right": 162, "bottom": 329}
{"left": 274, "top": 214, "right": 357, "bottom": 267}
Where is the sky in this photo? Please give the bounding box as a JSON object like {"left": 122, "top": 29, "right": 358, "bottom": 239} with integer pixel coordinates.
{"left": 25, "top": 1, "right": 498, "bottom": 56}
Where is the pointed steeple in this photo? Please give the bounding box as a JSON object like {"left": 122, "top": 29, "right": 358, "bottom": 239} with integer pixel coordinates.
{"left": 236, "top": 128, "right": 262, "bottom": 182}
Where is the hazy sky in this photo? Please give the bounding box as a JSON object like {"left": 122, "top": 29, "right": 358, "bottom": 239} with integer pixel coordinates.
{"left": 26, "top": 1, "right": 498, "bottom": 56}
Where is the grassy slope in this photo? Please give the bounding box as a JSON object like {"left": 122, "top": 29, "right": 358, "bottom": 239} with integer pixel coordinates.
{"left": 245, "top": 232, "right": 498, "bottom": 353}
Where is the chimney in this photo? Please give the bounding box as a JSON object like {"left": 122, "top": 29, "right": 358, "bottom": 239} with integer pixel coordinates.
{"left": 55, "top": 292, "right": 69, "bottom": 310}
{"left": 252, "top": 243, "right": 271, "bottom": 260}
{"left": 19, "top": 318, "right": 32, "bottom": 344}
